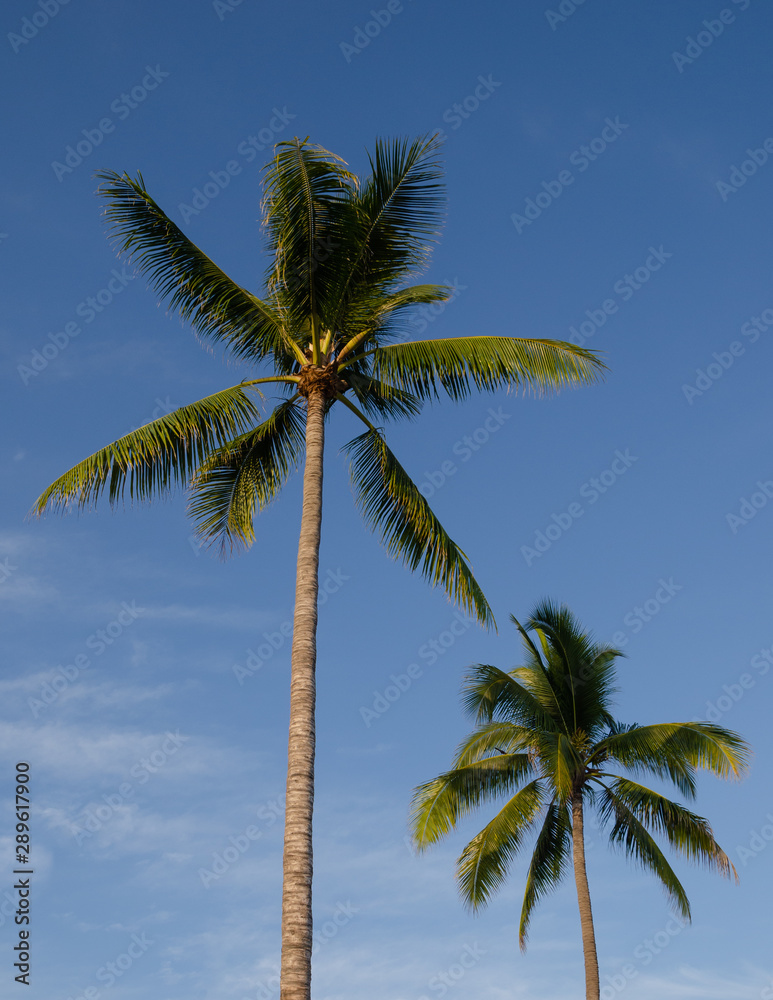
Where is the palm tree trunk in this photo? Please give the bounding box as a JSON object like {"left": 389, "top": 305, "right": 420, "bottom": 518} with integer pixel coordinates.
{"left": 571, "top": 791, "right": 600, "bottom": 1000}
{"left": 280, "top": 388, "right": 326, "bottom": 1000}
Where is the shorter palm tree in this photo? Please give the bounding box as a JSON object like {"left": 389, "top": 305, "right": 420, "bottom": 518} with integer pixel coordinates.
{"left": 410, "top": 600, "right": 750, "bottom": 1000}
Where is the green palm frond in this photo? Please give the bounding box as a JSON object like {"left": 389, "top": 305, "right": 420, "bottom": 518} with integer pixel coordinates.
{"left": 262, "top": 139, "right": 355, "bottom": 345}
{"left": 597, "top": 784, "right": 693, "bottom": 919}
{"left": 452, "top": 722, "right": 540, "bottom": 767}
{"left": 536, "top": 732, "right": 581, "bottom": 802}
{"left": 368, "top": 336, "right": 605, "bottom": 402}
{"left": 95, "top": 171, "right": 295, "bottom": 367}
{"left": 598, "top": 722, "right": 751, "bottom": 786}
{"left": 329, "top": 135, "right": 445, "bottom": 337}
{"left": 336, "top": 282, "right": 453, "bottom": 359}
{"left": 344, "top": 428, "right": 494, "bottom": 627}
{"left": 519, "top": 799, "right": 572, "bottom": 949}
{"left": 520, "top": 601, "right": 622, "bottom": 737}
{"left": 31, "top": 384, "right": 263, "bottom": 514}
{"left": 343, "top": 371, "right": 423, "bottom": 422}
{"left": 460, "top": 663, "right": 559, "bottom": 731}
{"left": 410, "top": 755, "right": 535, "bottom": 850}
{"left": 456, "top": 780, "right": 545, "bottom": 910}
{"left": 601, "top": 778, "right": 736, "bottom": 880}
{"left": 187, "top": 399, "right": 306, "bottom": 555}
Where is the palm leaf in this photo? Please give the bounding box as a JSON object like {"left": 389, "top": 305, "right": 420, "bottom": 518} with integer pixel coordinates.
{"left": 95, "top": 171, "right": 295, "bottom": 367}
{"left": 519, "top": 799, "right": 572, "bottom": 948}
{"left": 456, "top": 779, "right": 545, "bottom": 910}
{"left": 597, "top": 784, "right": 693, "bottom": 918}
{"left": 343, "top": 371, "right": 423, "bottom": 422}
{"left": 31, "top": 384, "right": 263, "bottom": 513}
{"left": 262, "top": 139, "right": 355, "bottom": 344}
{"left": 344, "top": 428, "right": 494, "bottom": 627}
{"left": 461, "top": 663, "right": 560, "bottom": 731}
{"left": 410, "top": 755, "right": 534, "bottom": 850}
{"left": 601, "top": 777, "right": 736, "bottom": 880}
{"left": 187, "top": 398, "right": 306, "bottom": 555}
{"left": 331, "top": 135, "right": 446, "bottom": 331}
{"left": 452, "top": 721, "right": 541, "bottom": 767}
{"left": 597, "top": 722, "right": 750, "bottom": 789}
{"left": 336, "top": 283, "right": 453, "bottom": 359}
{"left": 368, "top": 336, "right": 605, "bottom": 402}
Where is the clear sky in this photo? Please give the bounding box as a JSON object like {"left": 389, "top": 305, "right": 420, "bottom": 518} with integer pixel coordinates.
{"left": 2, "top": 0, "right": 772, "bottom": 998}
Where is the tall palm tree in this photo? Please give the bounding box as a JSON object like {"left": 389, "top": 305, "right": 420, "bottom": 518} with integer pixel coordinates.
{"left": 410, "top": 600, "right": 750, "bottom": 1000}
{"left": 32, "top": 138, "right": 603, "bottom": 1000}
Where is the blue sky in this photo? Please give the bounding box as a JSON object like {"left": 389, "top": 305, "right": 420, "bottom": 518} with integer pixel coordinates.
{"left": 2, "top": 0, "right": 773, "bottom": 997}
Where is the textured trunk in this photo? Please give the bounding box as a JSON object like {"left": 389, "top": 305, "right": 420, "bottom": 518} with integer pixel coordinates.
{"left": 572, "top": 791, "right": 600, "bottom": 1000}
{"left": 280, "top": 389, "right": 325, "bottom": 1000}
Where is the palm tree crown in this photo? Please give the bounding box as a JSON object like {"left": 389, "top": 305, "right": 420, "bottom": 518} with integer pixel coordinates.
{"left": 32, "top": 137, "right": 602, "bottom": 624}
{"left": 410, "top": 600, "right": 750, "bottom": 998}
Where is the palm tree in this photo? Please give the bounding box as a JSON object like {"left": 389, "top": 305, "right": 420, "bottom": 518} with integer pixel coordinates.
{"left": 32, "top": 138, "right": 604, "bottom": 1000}
{"left": 410, "top": 600, "right": 750, "bottom": 1000}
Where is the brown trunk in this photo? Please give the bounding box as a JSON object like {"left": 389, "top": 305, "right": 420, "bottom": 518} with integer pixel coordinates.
{"left": 279, "top": 389, "right": 325, "bottom": 1000}
{"left": 572, "top": 791, "right": 600, "bottom": 1000}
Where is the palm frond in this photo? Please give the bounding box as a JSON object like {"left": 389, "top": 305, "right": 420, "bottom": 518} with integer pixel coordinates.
{"left": 187, "top": 398, "right": 306, "bottom": 555}
{"left": 262, "top": 139, "right": 355, "bottom": 345}
{"left": 452, "top": 722, "right": 541, "bottom": 767}
{"left": 327, "top": 136, "right": 446, "bottom": 340}
{"left": 344, "top": 429, "right": 494, "bottom": 627}
{"left": 31, "top": 384, "right": 263, "bottom": 513}
{"left": 456, "top": 780, "right": 545, "bottom": 910}
{"left": 95, "top": 171, "right": 295, "bottom": 367}
{"left": 596, "top": 784, "right": 693, "bottom": 919}
{"left": 343, "top": 371, "right": 423, "bottom": 422}
{"left": 410, "top": 755, "right": 534, "bottom": 850}
{"left": 597, "top": 722, "right": 751, "bottom": 789}
{"left": 369, "top": 336, "right": 605, "bottom": 402}
{"left": 460, "top": 663, "right": 560, "bottom": 731}
{"left": 519, "top": 799, "right": 572, "bottom": 949}
{"left": 601, "top": 778, "right": 736, "bottom": 880}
